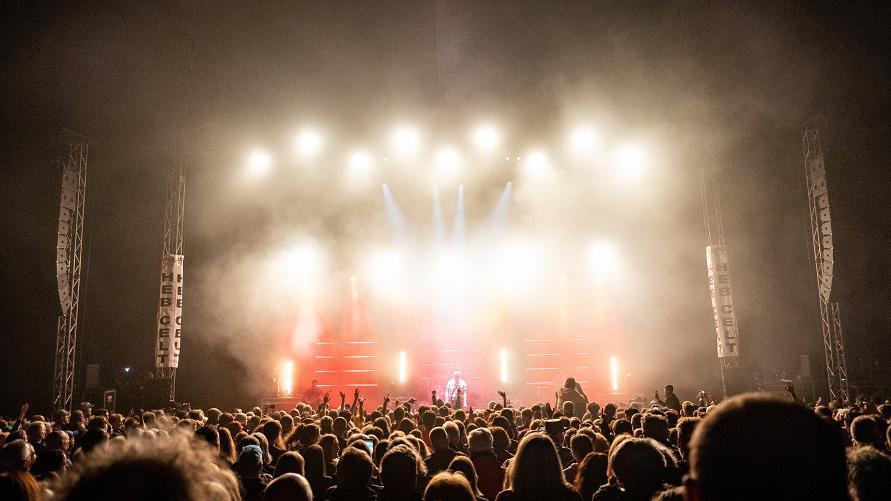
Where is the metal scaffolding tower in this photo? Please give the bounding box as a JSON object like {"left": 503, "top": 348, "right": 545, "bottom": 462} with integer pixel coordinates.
{"left": 802, "top": 127, "right": 849, "bottom": 402}
{"left": 700, "top": 168, "right": 741, "bottom": 399}
{"left": 53, "top": 140, "right": 90, "bottom": 411}
{"left": 154, "top": 155, "right": 186, "bottom": 399}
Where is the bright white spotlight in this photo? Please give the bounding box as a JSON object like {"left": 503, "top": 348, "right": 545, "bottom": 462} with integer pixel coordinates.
{"left": 586, "top": 241, "right": 620, "bottom": 277}
{"left": 522, "top": 149, "right": 552, "bottom": 178}
{"left": 346, "top": 150, "right": 374, "bottom": 183}
{"left": 613, "top": 142, "right": 648, "bottom": 180}
{"left": 398, "top": 350, "right": 407, "bottom": 384}
{"left": 610, "top": 356, "right": 619, "bottom": 393}
{"left": 568, "top": 125, "right": 602, "bottom": 156}
{"left": 280, "top": 244, "right": 319, "bottom": 279}
{"left": 499, "top": 349, "right": 509, "bottom": 384}
{"left": 471, "top": 124, "right": 501, "bottom": 153}
{"left": 295, "top": 129, "right": 323, "bottom": 157}
{"left": 434, "top": 146, "right": 463, "bottom": 181}
{"left": 246, "top": 150, "right": 272, "bottom": 176}
{"left": 390, "top": 126, "right": 422, "bottom": 157}
{"left": 281, "top": 360, "right": 294, "bottom": 396}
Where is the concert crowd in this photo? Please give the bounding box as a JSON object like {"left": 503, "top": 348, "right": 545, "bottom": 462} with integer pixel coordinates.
{"left": 0, "top": 380, "right": 889, "bottom": 501}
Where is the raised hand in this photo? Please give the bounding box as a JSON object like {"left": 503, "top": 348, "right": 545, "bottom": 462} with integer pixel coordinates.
{"left": 353, "top": 388, "right": 360, "bottom": 400}
{"left": 497, "top": 390, "right": 506, "bottom": 398}
{"left": 19, "top": 403, "right": 29, "bottom": 418}
{"left": 339, "top": 391, "right": 346, "bottom": 401}
{"left": 323, "top": 392, "right": 330, "bottom": 404}
{"left": 408, "top": 397, "right": 417, "bottom": 404}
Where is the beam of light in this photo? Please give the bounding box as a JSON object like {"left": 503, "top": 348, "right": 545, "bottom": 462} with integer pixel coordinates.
{"left": 291, "top": 302, "right": 321, "bottom": 352}
{"left": 585, "top": 240, "right": 620, "bottom": 277}
{"left": 485, "top": 182, "right": 512, "bottom": 233}
{"left": 568, "top": 125, "right": 603, "bottom": 156}
{"left": 499, "top": 349, "right": 509, "bottom": 384}
{"left": 381, "top": 183, "right": 407, "bottom": 240}
{"left": 522, "top": 149, "right": 552, "bottom": 178}
{"left": 471, "top": 124, "right": 501, "bottom": 153}
{"left": 432, "top": 185, "right": 444, "bottom": 246}
{"left": 295, "top": 129, "right": 323, "bottom": 157}
{"left": 389, "top": 125, "right": 422, "bottom": 157}
{"left": 452, "top": 185, "right": 465, "bottom": 247}
{"left": 281, "top": 360, "right": 294, "bottom": 396}
{"left": 246, "top": 150, "right": 272, "bottom": 177}
{"left": 610, "top": 356, "right": 619, "bottom": 393}
{"left": 433, "top": 146, "right": 463, "bottom": 183}
{"left": 612, "top": 142, "right": 648, "bottom": 182}
{"left": 398, "top": 350, "right": 407, "bottom": 384}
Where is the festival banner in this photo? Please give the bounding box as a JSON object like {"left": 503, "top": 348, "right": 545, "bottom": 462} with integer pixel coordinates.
{"left": 706, "top": 245, "right": 740, "bottom": 359}
{"left": 155, "top": 254, "right": 184, "bottom": 368}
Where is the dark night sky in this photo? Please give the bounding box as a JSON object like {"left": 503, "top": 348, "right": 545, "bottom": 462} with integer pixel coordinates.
{"left": 2, "top": 1, "right": 890, "bottom": 415}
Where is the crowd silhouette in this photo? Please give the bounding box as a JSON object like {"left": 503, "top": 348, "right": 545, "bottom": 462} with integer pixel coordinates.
{"left": 1, "top": 380, "right": 889, "bottom": 500}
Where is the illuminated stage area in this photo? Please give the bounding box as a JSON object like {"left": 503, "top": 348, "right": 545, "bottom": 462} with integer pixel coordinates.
{"left": 205, "top": 121, "right": 667, "bottom": 406}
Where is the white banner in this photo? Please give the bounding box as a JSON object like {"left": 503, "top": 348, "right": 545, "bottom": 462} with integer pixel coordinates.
{"left": 155, "top": 254, "right": 184, "bottom": 368}
{"left": 706, "top": 245, "right": 740, "bottom": 359}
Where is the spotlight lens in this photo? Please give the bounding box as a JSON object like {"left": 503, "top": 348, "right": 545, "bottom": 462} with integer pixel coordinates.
{"left": 390, "top": 126, "right": 422, "bottom": 156}
{"left": 247, "top": 150, "right": 272, "bottom": 176}
{"left": 472, "top": 125, "right": 501, "bottom": 152}
{"left": 568, "top": 126, "right": 602, "bottom": 155}
{"left": 295, "top": 130, "right": 323, "bottom": 157}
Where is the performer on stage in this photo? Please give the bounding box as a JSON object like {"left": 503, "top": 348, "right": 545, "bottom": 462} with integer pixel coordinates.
{"left": 445, "top": 371, "right": 467, "bottom": 408}
{"left": 302, "top": 379, "right": 321, "bottom": 408}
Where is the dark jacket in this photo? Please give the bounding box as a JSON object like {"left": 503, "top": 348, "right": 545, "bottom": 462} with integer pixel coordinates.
{"left": 470, "top": 450, "right": 505, "bottom": 501}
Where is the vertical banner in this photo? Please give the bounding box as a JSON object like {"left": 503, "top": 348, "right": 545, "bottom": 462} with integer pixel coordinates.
{"left": 706, "top": 245, "right": 740, "bottom": 359}
{"left": 155, "top": 254, "right": 184, "bottom": 368}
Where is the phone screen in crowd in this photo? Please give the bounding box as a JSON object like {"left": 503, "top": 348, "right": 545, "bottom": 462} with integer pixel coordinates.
{"left": 363, "top": 439, "right": 374, "bottom": 452}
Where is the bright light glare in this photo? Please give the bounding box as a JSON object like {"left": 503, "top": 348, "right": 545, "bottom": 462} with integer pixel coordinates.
{"left": 499, "top": 349, "right": 509, "bottom": 383}
{"left": 295, "top": 129, "right": 323, "bottom": 157}
{"left": 434, "top": 146, "right": 463, "bottom": 181}
{"left": 281, "top": 360, "right": 294, "bottom": 396}
{"left": 494, "top": 239, "right": 542, "bottom": 291}
{"left": 280, "top": 245, "right": 319, "bottom": 279}
{"left": 390, "top": 126, "right": 422, "bottom": 157}
{"left": 568, "top": 126, "right": 602, "bottom": 156}
{"left": 365, "top": 248, "right": 403, "bottom": 294}
{"left": 586, "top": 241, "right": 620, "bottom": 276}
{"left": 523, "top": 150, "right": 551, "bottom": 177}
{"left": 610, "top": 356, "right": 619, "bottom": 393}
{"left": 246, "top": 150, "right": 272, "bottom": 176}
{"left": 346, "top": 150, "right": 374, "bottom": 182}
{"left": 471, "top": 124, "right": 502, "bottom": 153}
{"left": 398, "top": 350, "right": 407, "bottom": 384}
{"left": 613, "top": 142, "right": 648, "bottom": 181}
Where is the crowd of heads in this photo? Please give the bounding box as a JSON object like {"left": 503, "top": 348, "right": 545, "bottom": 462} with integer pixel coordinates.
{"left": 1, "top": 383, "right": 890, "bottom": 500}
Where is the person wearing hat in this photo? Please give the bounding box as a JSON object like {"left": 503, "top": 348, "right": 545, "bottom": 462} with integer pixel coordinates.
{"left": 236, "top": 443, "right": 270, "bottom": 501}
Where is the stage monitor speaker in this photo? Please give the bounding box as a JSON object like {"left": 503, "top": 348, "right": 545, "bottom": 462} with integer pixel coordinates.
{"left": 85, "top": 364, "right": 100, "bottom": 390}
{"left": 143, "top": 378, "right": 173, "bottom": 409}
